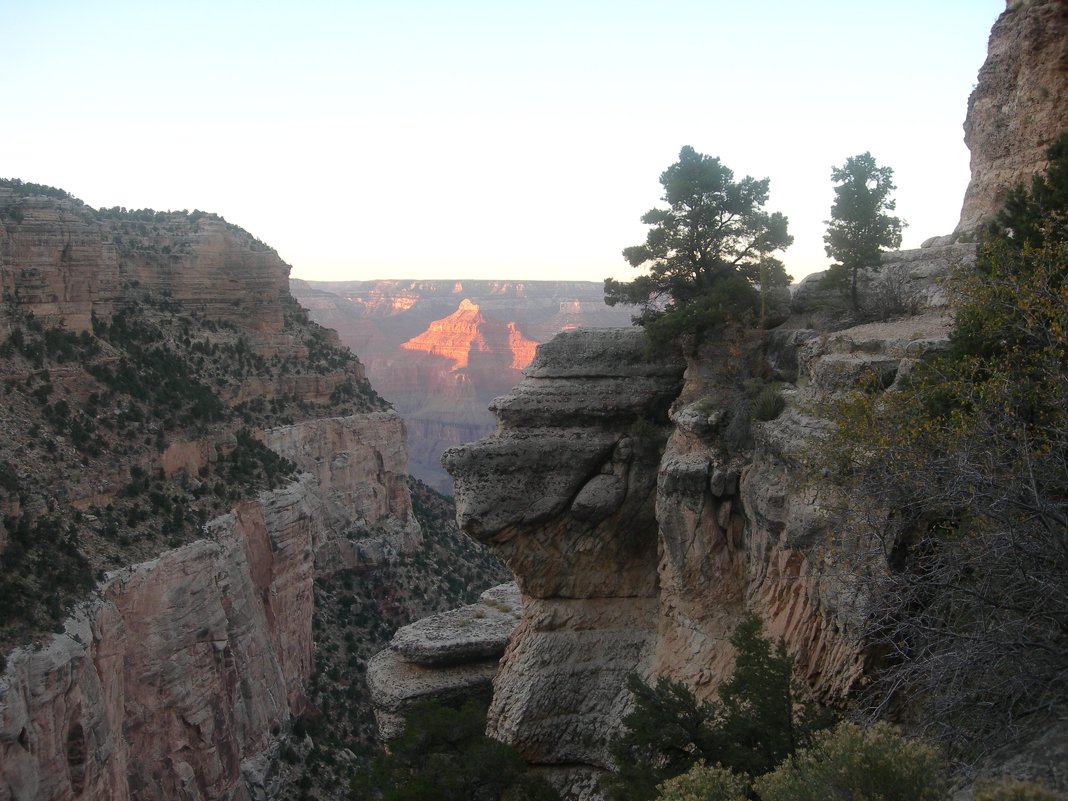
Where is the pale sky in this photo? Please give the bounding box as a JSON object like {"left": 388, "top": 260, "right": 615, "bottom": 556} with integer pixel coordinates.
{"left": 3, "top": 1, "right": 1003, "bottom": 283}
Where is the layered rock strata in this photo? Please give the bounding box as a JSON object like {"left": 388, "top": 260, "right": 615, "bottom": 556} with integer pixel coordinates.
{"left": 0, "top": 185, "right": 424, "bottom": 801}
{"left": 440, "top": 257, "right": 968, "bottom": 798}
{"left": 443, "top": 329, "right": 685, "bottom": 797}
{"left": 292, "top": 280, "right": 635, "bottom": 492}
{"left": 0, "top": 189, "right": 287, "bottom": 335}
{"left": 957, "top": 0, "right": 1068, "bottom": 233}
{"left": 367, "top": 583, "right": 522, "bottom": 740}
{"left": 264, "top": 413, "right": 421, "bottom": 572}
{"left": 0, "top": 478, "right": 321, "bottom": 801}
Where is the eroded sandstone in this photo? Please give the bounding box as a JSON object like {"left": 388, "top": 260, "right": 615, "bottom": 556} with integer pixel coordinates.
{"left": 0, "top": 478, "right": 321, "bottom": 801}
{"left": 957, "top": 0, "right": 1068, "bottom": 233}
{"left": 367, "top": 583, "right": 523, "bottom": 740}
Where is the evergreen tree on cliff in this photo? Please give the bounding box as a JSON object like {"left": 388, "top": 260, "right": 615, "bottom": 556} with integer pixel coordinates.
{"left": 604, "top": 146, "right": 792, "bottom": 345}
{"left": 822, "top": 152, "right": 904, "bottom": 310}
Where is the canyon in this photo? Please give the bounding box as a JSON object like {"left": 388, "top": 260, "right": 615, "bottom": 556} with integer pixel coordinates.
{"left": 370, "top": 1, "right": 1068, "bottom": 797}
{"left": 2, "top": 1, "right": 1066, "bottom": 799}
{"left": 0, "top": 191, "right": 502, "bottom": 800}
{"left": 290, "top": 280, "right": 633, "bottom": 493}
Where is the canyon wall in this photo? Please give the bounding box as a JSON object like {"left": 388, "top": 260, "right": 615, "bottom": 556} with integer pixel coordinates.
{"left": 1, "top": 479, "right": 320, "bottom": 801}
{"left": 957, "top": 0, "right": 1068, "bottom": 233}
{"left": 0, "top": 185, "right": 424, "bottom": 801}
{"left": 291, "top": 279, "right": 634, "bottom": 492}
{"left": 441, "top": 246, "right": 975, "bottom": 799}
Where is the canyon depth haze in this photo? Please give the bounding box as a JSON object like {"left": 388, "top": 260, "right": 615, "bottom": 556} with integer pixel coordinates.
{"left": 2, "top": 2, "right": 1067, "bottom": 801}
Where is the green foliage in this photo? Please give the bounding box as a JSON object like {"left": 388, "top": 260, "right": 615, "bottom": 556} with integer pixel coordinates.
{"left": 753, "top": 722, "right": 946, "bottom": 801}
{"left": 975, "top": 778, "right": 1064, "bottom": 801}
{"left": 351, "top": 700, "right": 559, "bottom": 801}
{"left": 0, "top": 177, "right": 73, "bottom": 200}
{"left": 654, "top": 763, "right": 747, "bottom": 801}
{"left": 0, "top": 512, "right": 94, "bottom": 637}
{"left": 987, "top": 132, "right": 1068, "bottom": 248}
{"left": 604, "top": 614, "right": 831, "bottom": 801}
{"left": 813, "top": 135, "right": 1068, "bottom": 753}
{"left": 90, "top": 310, "right": 226, "bottom": 428}
{"left": 750, "top": 386, "right": 785, "bottom": 421}
{"left": 823, "top": 152, "right": 904, "bottom": 310}
{"left": 219, "top": 429, "right": 298, "bottom": 491}
{"left": 605, "top": 146, "right": 792, "bottom": 346}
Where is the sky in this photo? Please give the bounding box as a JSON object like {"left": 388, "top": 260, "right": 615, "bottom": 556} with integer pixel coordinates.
{"left": 3, "top": 1, "right": 1003, "bottom": 284}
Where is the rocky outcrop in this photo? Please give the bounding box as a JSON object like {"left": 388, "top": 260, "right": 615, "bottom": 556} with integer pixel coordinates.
{"left": 438, "top": 263, "right": 966, "bottom": 798}
{"left": 957, "top": 0, "right": 1068, "bottom": 233}
{"left": 367, "top": 583, "right": 522, "bottom": 740}
{"left": 0, "top": 477, "right": 321, "bottom": 801}
{"left": 399, "top": 299, "right": 538, "bottom": 372}
{"left": 791, "top": 243, "right": 975, "bottom": 323}
{"left": 264, "top": 413, "right": 421, "bottom": 572}
{"left": 442, "top": 329, "right": 685, "bottom": 795}
{"left": 0, "top": 189, "right": 287, "bottom": 335}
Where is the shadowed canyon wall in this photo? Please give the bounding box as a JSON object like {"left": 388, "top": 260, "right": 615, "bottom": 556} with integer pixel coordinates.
{"left": 0, "top": 186, "right": 423, "bottom": 801}
{"left": 957, "top": 0, "right": 1068, "bottom": 233}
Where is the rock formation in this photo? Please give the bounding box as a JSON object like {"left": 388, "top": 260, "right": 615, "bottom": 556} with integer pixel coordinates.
{"left": 437, "top": 247, "right": 981, "bottom": 798}
{"left": 0, "top": 184, "right": 434, "bottom": 801}
{"left": 291, "top": 280, "right": 635, "bottom": 492}
{"left": 367, "top": 583, "right": 522, "bottom": 740}
{"left": 443, "top": 328, "right": 686, "bottom": 798}
{"left": 1, "top": 478, "right": 320, "bottom": 801}
{"left": 956, "top": 0, "right": 1068, "bottom": 233}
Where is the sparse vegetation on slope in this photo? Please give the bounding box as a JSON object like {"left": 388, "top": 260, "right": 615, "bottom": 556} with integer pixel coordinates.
{"left": 270, "top": 478, "right": 510, "bottom": 801}
{"left": 0, "top": 286, "right": 384, "bottom": 652}
{"left": 814, "top": 133, "right": 1068, "bottom": 757}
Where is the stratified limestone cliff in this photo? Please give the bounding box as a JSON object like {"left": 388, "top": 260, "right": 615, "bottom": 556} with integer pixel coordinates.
{"left": 440, "top": 249, "right": 973, "bottom": 800}
{"left": 0, "top": 183, "right": 428, "bottom": 801}
{"left": 443, "top": 328, "right": 685, "bottom": 797}
{"left": 0, "top": 189, "right": 287, "bottom": 336}
{"left": 957, "top": 0, "right": 1068, "bottom": 233}
{"left": 1, "top": 478, "right": 320, "bottom": 801}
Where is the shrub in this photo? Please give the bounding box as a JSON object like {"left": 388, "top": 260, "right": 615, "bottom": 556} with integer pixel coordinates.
{"left": 811, "top": 134, "right": 1068, "bottom": 754}
{"left": 975, "top": 778, "right": 1063, "bottom": 801}
{"left": 753, "top": 721, "right": 946, "bottom": 801}
{"left": 351, "top": 699, "right": 559, "bottom": 801}
{"left": 750, "top": 387, "right": 785, "bottom": 421}
{"left": 654, "top": 763, "right": 747, "bottom": 801}
{"left": 604, "top": 614, "right": 833, "bottom": 801}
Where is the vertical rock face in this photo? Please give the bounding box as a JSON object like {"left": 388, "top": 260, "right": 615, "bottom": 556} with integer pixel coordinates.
{"left": 957, "top": 0, "right": 1068, "bottom": 233}
{"left": 443, "top": 329, "right": 685, "bottom": 796}
{"left": 442, "top": 287, "right": 959, "bottom": 799}
{"left": 0, "top": 185, "right": 423, "bottom": 801}
{"left": 264, "top": 413, "right": 422, "bottom": 572}
{"left": 0, "top": 188, "right": 289, "bottom": 334}
{"left": 0, "top": 478, "right": 321, "bottom": 801}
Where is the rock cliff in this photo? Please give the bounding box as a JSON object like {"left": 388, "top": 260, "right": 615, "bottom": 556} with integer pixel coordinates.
{"left": 439, "top": 247, "right": 975, "bottom": 799}
{"left": 0, "top": 183, "right": 462, "bottom": 801}
{"left": 957, "top": 0, "right": 1068, "bottom": 233}
{"left": 443, "top": 328, "right": 686, "bottom": 797}
{"left": 1, "top": 478, "right": 320, "bottom": 801}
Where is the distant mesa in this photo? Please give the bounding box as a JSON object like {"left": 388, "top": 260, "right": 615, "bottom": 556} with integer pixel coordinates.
{"left": 400, "top": 298, "right": 539, "bottom": 371}
{"left": 291, "top": 279, "right": 635, "bottom": 492}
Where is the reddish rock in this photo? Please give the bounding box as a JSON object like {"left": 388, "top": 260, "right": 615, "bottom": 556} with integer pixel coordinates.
{"left": 957, "top": 0, "right": 1068, "bottom": 233}
{"left": 292, "top": 280, "right": 634, "bottom": 492}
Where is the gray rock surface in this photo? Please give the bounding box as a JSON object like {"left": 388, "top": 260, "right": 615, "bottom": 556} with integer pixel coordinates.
{"left": 367, "top": 583, "right": 522, "bottom": 740}
{"left": 390, "top": 583, "right": 522, "bottom": 666}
